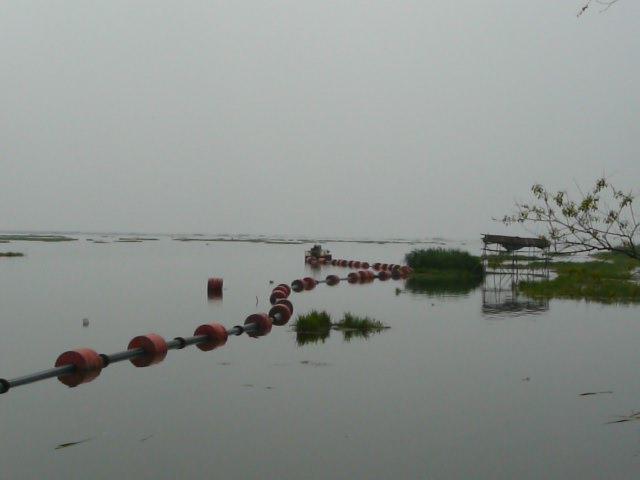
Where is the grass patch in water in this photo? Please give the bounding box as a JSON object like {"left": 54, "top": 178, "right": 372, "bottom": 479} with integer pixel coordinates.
{"left": 519, "top": 251, "right": 640, "bottom": 304}
{"left": 293, "top": 311, "right": 389, "bottom": 345}
{"left": 293, "top": 310, "right": 332, "bottom": 345}
{"left": 405, "top": 248, "right": 483, "bottom": 277}
{"left": 0, "top": 252, "right": 24, "bottom": 257}
{"left": 334, "top": 313, "right": 389, "bottom": 341}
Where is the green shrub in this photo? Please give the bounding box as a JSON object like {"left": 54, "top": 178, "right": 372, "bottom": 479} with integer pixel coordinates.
{"left": 405, "top": 248, "right": 482, "bottom": 276}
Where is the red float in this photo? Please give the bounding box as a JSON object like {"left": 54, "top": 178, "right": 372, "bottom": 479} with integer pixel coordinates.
{"left": 272, "top": 287, "right": 289, "bottom": 297}
{"left": 55, "top": 348, "right": 103, "bottom": 387}
{"left": 244, "top": 313, "right": 272, "bottom": 337}
{"left": 269, "top": 303, "right": 292, "bottom": 326}
{"left": 207, "top": 278, "right": 223, "bottom": 296}
{"left": 373, "top": 263, "right": 381, "bottom": 270}
{"left": 378, "top": 271, "right": 390, "bottom": 281}
{"left": 194, "top": 323, "right": 228, "bottom": 351}
{"left": 291, "top": 279, "right": 304, "bottom": 292}
{"left": 276, "top": 284, "right": 291, "bottom": 296}
{"left": 347, "top": 272, "right": 359, "bottom": 284}
{"left": 127, "top": 334, "right": 168, "bottom": 368}
{"left": 361, "top": 262, "right": 370, "bottom": 269}
{"left": 275, "top": 298, "right": 294, "bottom": 314}
{"left": 270, "top": 289, "right": 288, "bottom": 305}
{"left": 326, "top": 275, "right": 340, "bottom": 286}
{"left": 302, "top": 277, "right": 316, "bottom": 290}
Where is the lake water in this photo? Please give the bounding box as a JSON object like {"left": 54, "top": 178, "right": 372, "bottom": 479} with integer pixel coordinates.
{"left": 1, "top": 235, "right": 640, "bottom": 479}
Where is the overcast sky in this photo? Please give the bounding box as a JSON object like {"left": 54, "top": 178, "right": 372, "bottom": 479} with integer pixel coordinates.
{"left": 1, "top": 1, "right": 638, "bottom": 239}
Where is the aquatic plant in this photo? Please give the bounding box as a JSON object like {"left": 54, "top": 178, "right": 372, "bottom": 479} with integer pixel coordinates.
{"left": 293, "top": 311, "right": 389, "bottom": 345}
{"left": 0, "top": 252, "right": 24, "bottom": 257}
{"left": 405, "top": 248, "right": 483, "bottom": 276}
{"left": 334, "top": 313, "right": 388, "bottom": 341}
{"left": 519, "top": 251, "right": 640, "bottom": 304}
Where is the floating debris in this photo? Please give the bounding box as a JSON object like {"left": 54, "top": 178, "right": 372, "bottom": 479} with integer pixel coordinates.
{"left": 606, "top": 412, "right": 640, "bottom": 425}
{"left": 82, "top": 318, "right": 89, "bottom": 327}
{"left": 55, "top": 437, "right": 94, "bottom": 450}
{"left": 580, "top": 391, "right": 613, "bottom": 396}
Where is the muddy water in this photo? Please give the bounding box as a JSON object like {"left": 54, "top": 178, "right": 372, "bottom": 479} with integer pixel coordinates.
{"left": 1, "top": 236, "right": 640, "bottom": 479}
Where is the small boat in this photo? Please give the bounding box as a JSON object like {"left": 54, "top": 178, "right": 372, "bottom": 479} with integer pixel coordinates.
{"left": 305, "top": 244, "right": 332, "bottom": 263}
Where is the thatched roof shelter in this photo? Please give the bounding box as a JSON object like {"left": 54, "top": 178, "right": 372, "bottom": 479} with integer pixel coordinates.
{"left": 482, "top": 234, "right": 550, "bottom": 252}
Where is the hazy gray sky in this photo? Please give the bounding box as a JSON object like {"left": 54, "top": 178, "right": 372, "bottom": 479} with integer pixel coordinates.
{"left": 2, "top": 1, "right": 639, "bottom": 239}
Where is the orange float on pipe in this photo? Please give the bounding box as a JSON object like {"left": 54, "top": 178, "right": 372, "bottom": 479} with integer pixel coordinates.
{"left": 291, "top": 279, "right": 304, "bottom": 292}
{"left": 270, "top": 289, "right": 288, "bottom": 305}
{"left": 276, "top": 284, "right": 291, "bottom": 296}
{"left": 275, "top": 298, "right": 294, "bottom": 314}
{"left": 326, "top": 274, "right": 340, "bottom": 286}
{"left": 347, "top": 272, "right": 359, "bottom": 284}
{"left": 55, "top": 348, "right": 103, "bottom": 388}
{"left": 244, "top": 313, "right": 272, "bottom": 337}
{"left": 302, "top": 277, "right": 316, "bottom": 290}
{"left": 269, "top": 303, "right": 292, "bottom": 326}
{"left": 194, "top": 323, "right": 228, "bottom": 351}
{"left": 361, "top": 262, "right": 370, "bottom": 269}
{"left": 127, "top": 334, "right": 168, "bottom": 367}
{"left": 378, "top": 271, "right": 390, "bottom": 281}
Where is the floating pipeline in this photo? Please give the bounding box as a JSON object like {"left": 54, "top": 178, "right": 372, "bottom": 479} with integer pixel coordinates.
{"left": 305, "top": 256, "right": 413, "bottom": 276}
{"left": 1, "top": 261, "right": 409, "bottom": 395}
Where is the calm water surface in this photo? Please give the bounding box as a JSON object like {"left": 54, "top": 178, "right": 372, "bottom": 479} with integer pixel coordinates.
{"left": 1, "top": 236, "right": 640, "bottom": 479}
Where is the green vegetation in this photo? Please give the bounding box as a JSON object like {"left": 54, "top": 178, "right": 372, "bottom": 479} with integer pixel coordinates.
{"left": 334, "top": 313, "right": 388, "bottom": 341}
{"left": 519, "top": 251, "right": 640, "bottom": 304}
{"left": 0, "top": 252, "right": 24, "bottom": 257}
{"left": 293, "top": 310, "right": 332, "bottom": 345}
{"left": 0, "top": 234, "right": 76, "bottom": 242}
{"left": 293, "top": 311, "right": 389, "bottom": 345}
{"left": 405, "top": 248, "right": 483, "bottom": 277}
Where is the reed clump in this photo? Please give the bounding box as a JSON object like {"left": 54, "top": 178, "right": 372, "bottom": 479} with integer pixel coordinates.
{"left": 405, "top": 248, "right": 483, "bottom": 277}
{"left": 293, "top": 311, "right": 389, "bottom": 345}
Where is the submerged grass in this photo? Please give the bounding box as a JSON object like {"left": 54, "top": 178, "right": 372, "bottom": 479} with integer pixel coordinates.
{"left": 293, "top": 311, "right": 389, "bottom": 345}
{"left": 519, "top": 251, "right": 640, "bottom": 304}
{"left": 405, "top": 248, "right": 483, "bottom": 277}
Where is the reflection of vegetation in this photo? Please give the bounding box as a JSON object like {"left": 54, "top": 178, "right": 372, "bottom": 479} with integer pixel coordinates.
{"left": 519, "top": 251, "right": 640, "bottom": 304}
{"left": 336, "top": 313, "right": 388, "bottom": 341}
{"left": 0, "top": 235, "right": 76, "bottom": 242}
{"left": 405, "top": 248, "right": 483, "bottom": 276}
{"left": 293, "top": 311, "right": 389, "bottom": 346}
{"left": 0, "top": 252, "right": 24, "bottom": 257}
{"left": 405, "top": 273, "right": 482, "bottom": 296}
